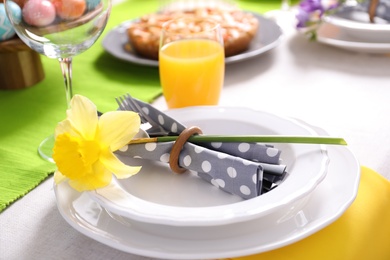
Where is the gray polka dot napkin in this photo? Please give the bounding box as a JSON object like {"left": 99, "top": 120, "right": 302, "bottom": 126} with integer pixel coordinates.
{"left": 115, "top": 95, "right": 287, "bottom": 199}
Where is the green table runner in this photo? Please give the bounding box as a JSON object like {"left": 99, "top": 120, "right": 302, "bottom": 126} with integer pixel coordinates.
{"left": 0, "top": 0, "right": 284, "bottom": 212}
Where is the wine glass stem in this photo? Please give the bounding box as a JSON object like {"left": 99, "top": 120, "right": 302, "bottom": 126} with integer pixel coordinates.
{"left": 59, "top": 57, "right": 73, "bottom": 108}
{"left": 281, "top": 0, "right": 290, "bottom": 11}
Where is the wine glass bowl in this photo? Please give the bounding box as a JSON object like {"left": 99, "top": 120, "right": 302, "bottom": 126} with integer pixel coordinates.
{"left": 5, "top": 0, "right": 110, "bottom": 59}
{"left": 4, "top": 0, "right": 112, "bottom": 162}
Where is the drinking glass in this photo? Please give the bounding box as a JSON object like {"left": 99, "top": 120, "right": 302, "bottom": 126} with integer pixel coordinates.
{"left": 4, "top": 0, "right": 112, "bottom": 162}
{"left": 159, "top": 17, "right": 225, "bottom": 109}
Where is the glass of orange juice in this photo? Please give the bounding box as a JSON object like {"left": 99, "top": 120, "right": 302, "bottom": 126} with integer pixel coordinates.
{"left": 159, "top": 17, "right": 225, "bottom": 109}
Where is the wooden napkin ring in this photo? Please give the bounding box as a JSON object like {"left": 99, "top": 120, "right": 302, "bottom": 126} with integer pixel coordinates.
{"left": 169, "top": 126, "right": 203, "bottom": 174}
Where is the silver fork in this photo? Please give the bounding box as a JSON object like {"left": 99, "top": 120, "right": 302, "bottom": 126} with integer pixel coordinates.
{"left": 116, "top": 94, "right": 148, "bottom": 124}
{"left": 115, "top": 94, "right": 170, "bottom": 136}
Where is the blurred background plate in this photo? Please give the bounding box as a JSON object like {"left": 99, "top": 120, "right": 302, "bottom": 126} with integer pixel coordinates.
{"left": 324, "top": 2, "right": 390, "bottom": 42}
{"left": 317, "top": 22, "right": 390, "bottom": 53}
{"left": 102, "top": 13, "right": 283, "bottom": 66}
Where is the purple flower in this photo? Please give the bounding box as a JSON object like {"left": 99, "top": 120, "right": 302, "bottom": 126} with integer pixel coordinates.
{"left": 296, "top": 0, "right": 323, "bottom": 28}
{"left": 295, "top": 0, "right": 331, "bottom": 28}
{"left": 296, "top": 8, "right": 310, "bottom": 28}
{"left": 299, "top": 0, "right": 323, "bottom": 12}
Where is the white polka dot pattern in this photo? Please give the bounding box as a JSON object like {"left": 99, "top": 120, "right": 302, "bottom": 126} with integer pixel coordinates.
{"left": 240, "top": 185, "right": 251, "bottom": 196}
{"left": 160, "top": 153, "right": 169, "bottom": 163}
{"left": 171, "top": 123, "right": 178, "bottom": 133}
{"left": 145, "top": 143, "right": 157, "bottom": 151}
{"left": 211, "top": 179, "right": 219, "bottom": 187}
{"left": 227, "top": 167, "right": 237, "bottom": 178}
{"left": 158, "top": 114, "right": 165, "bottom": 125}
{"left": 252, "top": 173, "right": 257, "bottom": 184}
{"left": 217, "top": 152, "right": 229, "bottom": 159}
{"left": 201, "top": 161, "right": 212, "bottom": 173}
{"left": 215, "top": 179, "right": 225, "bottom": 188}
{"left": 238, "top": 143, "right": 250, "bottom": 152}
{"left": 194, "top": 146, "right": 205, "bottom": 153}
{"left": 183, "top": 155, "right": 192, "bottom": 166}
{"left": 118, "top": 145, "right": 128, "bottom": 152}
{"left": 242, "top": 160, "right": 251, "bottom": 166}
{"left": 211, "top": 142, "right": 222, "bottom": 148}
{"left": 266, "top": 148, "right": 279, "bottom": 157}
{"left": 141, "top": 106, "right": 149, "bottom": 115}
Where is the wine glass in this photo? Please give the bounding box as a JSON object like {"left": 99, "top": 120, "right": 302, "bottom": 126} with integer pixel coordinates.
{"left": 4, "top": 0, "right": 112, "bottom": 162}
{"left": 281, "top": 0, "right": 291, "bottom": 11}
{"left": 264, "top": 0, "right": 294, "bottom": 21}
{"left": 159, "top": 17, "right": 225, "bottom": 109}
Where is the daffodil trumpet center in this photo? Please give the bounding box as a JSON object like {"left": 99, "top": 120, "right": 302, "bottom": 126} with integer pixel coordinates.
{"left": 53, "top": 133, "right": 102, "bottom": 180}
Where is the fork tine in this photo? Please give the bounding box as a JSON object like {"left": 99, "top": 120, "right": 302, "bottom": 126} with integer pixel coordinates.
{"left": 123, "top": 94, "right": 139, "bottom": 112}
{"left": 124, "top": 94, "right": 155, "bottom": 124}
{"left": 124, "top": 94, "right": 171, "bottom": 136}
{"left": 120, "top": 94, "right": 149, "bottom": 124}
{"left": 115, "top": 97, "right": 126, "bottom": 111}
{"left": 118, "top": 93, "right": 170, "bottom": 136}
{"left": 116, "top": 95, "right": 136, "bottom": 112}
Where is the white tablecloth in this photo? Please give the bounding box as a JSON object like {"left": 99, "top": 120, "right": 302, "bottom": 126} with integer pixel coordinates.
{"left": 1, "top": 12, "right": 390, "bottom": 260}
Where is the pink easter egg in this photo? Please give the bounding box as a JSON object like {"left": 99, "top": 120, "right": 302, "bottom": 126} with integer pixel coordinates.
{"left": 22, "top": 0, "right": 56, "bottom": 27}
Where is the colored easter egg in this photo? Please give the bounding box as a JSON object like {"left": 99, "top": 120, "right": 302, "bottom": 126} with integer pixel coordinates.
{"left": 5, "top": 1, "right": 22, "bottom": 23}
{"left": 52, "top": 0, "right": 86, "bottom": 20}
{"left": 86, "top": 0, "right": 100, "bottom": 11}
{"left": 22, "top": 0, "right": 56, "bottom": 27}
{"left": 0, "top": 2, "right": 22, "bottom": 41}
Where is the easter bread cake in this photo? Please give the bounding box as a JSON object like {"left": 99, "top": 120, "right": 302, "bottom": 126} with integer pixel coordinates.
{"left": 126, "top": 6, "right": 259, "bottom": 60}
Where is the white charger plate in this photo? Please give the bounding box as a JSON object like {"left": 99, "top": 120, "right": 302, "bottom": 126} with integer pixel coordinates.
{"left": 88, "top": 107, "right": 329, "bottom": 226}
{"left": 54, "top": 139, "right": 360, "bottom": 259}
{"left": 102, "top": 13, "right": 283, "bottom": 66}
{"left": 317, "top": 22, "right": 390, "bottom": 54}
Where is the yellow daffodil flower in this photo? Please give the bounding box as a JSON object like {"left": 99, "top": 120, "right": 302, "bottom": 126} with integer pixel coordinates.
{"left": 53, "top": 95, "right": 141, "bottom": 192}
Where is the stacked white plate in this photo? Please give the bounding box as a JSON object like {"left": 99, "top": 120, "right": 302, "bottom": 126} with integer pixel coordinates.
{"left": 318, "top": 2, "right": 390, "bottom": 53}
{"left": 54, "top": 107, "right": 360, "bottom": 259}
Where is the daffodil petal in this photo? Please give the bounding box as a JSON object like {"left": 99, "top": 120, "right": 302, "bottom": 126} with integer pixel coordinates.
{"left": 100, "top": 150, "right": 141, "bottom": 179}
{"left": 54, "top": 119, "right": 83, "bottom": 138}
{"left": 69, "top": 162, "right": 113, "bottom": 191}
{"left": 54, "top": 170, "right": 67, "bottom": 184}
{"left": 98, "top": 111, "right": 140, "bottom": 151}
{"left": 67, "top": 95, "right": 98, "bottom": 140}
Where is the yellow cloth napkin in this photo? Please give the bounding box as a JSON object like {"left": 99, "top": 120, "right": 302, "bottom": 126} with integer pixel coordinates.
{"left": 229, "top": 166, "right": 390, "bottom": 260}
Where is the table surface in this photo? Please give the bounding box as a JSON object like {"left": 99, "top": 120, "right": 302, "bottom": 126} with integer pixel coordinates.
{"left": 2, "top": 8, "right": 390, "bottom": 260}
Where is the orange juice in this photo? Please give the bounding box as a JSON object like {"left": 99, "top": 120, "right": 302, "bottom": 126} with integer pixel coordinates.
{"left": 159, "top": 39, "right": 225, "bottom": 108}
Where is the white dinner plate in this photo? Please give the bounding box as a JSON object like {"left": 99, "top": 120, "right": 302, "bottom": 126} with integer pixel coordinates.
{"left": 88, "top": 107, "right": 329, "bottom": 226}
{"left": 54, "top": 141, "right": 360, "bottom": 259}
{"left": 317, "top": 22, "right": 390, "bottom": 54}
{"left": 102, "top": 13, "right": 283, "bottom": 66}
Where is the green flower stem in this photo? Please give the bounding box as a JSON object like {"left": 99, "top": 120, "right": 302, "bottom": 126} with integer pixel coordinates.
{"left": 130, "top": 135, "right": 347, "bottom": 145}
